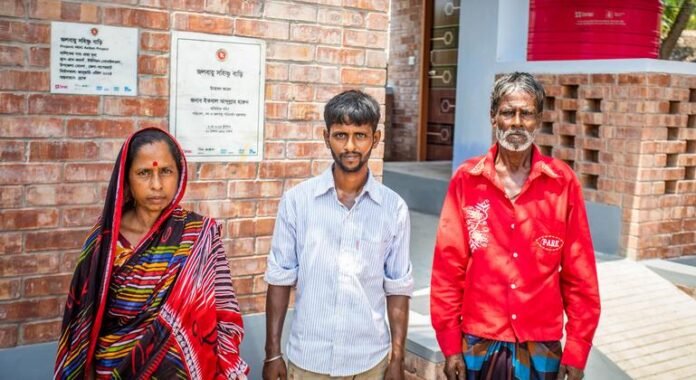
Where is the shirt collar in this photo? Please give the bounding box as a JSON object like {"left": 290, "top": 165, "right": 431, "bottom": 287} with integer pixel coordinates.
{"left": 469, "top": 143, "right": 560, "bottom": 180}
{"left": 314, "top": 165, "right": 383, "bottom": 205}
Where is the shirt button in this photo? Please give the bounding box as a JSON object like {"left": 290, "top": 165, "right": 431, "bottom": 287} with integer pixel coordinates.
{"left": 510, "top": 283, "right": 517, "bottom": 289}
{"left": 513, "top": 252, "right": 519, "bottom": 258}
{"left": 511, "top": 223, "right": 515, "bottom": 230}
{"left": 512, "top": 314, "right": 518, "bottom": 320}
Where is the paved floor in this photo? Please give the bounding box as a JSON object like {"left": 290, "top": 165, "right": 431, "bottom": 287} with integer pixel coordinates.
{"left": 406, "top": 211, "right": 696, "bottom": 379}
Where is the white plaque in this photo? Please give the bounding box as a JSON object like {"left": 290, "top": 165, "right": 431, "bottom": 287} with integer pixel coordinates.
{"left": 50, "top": 22, "right": 138, "bottom": 96}
{"left": 170, "top": 31, "right": 266, "bottom": 162}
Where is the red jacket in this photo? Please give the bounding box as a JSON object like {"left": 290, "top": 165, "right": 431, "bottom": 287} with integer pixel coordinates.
{"left": 430, "top": 144, "right": 601, "bottom": 369}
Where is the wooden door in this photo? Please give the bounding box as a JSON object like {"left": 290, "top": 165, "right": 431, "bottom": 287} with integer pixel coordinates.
{"left": 424, "top": 0, "right": 459, "bottom": 161}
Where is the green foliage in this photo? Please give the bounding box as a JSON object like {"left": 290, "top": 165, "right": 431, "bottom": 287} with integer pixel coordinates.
{"left": 661, "top": 0, "right": 696, "bottom": 37}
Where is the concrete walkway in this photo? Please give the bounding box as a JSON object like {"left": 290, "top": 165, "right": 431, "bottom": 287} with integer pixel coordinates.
{"left": 594, "top": 260, "right": 696, "bottom": 379}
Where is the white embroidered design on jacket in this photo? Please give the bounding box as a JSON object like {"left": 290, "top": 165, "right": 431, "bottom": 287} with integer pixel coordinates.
{"left": 464, "top": 200, "right": 490, "bottom": 251}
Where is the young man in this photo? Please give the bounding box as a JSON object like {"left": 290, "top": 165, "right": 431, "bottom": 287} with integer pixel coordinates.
{"left": 263, "top": 90, "right": 413, "bottom": 380}
{"left": 430, "top": 72, "right": 601, "bottom": 380}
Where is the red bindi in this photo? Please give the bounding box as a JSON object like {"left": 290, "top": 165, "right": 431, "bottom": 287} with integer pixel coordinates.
{"left": 152, "top": 161, "right": 158, "bottom": 167}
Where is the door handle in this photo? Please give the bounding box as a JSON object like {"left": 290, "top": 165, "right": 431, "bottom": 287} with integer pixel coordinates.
{"left": 430, "top": 31, "right": 454, "bottom": 46}
{"left": 444, "top": 1, "right": 460, "bottom": 16}
{"left": 428, "top": 69, "right": 453, "bottom": 84}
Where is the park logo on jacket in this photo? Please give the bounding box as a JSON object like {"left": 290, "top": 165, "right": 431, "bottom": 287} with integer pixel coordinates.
{"left": 536, "top": 235, "right": 564, "bottom": 252}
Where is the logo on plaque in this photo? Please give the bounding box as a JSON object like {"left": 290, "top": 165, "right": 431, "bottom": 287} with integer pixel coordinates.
{"left": 90, "top": 27, "right": 99, "bottom": 36}
{"left": 216, "top": 48, "right": 228, "bottom": 62}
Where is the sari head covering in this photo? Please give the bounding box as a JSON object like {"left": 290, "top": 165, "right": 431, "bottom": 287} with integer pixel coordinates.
{"left": 55, "top": 128, "right": 248, "bottom": 379}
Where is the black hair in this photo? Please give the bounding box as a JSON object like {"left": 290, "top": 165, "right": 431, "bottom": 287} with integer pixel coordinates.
{"left": 323, "top": 90, "right": 380, "bottom": 131}
{"left": 125, "top": 129, "right": 183, "bottom": 180}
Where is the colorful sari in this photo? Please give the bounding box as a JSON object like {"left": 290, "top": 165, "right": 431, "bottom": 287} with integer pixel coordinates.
{"left": 54, "top": 128, "right": 248, "bottom": 379}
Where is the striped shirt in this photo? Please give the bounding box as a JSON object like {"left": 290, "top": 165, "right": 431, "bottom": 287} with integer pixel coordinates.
{"left": 264, "top": 167, "right": 414, "bottom": 376}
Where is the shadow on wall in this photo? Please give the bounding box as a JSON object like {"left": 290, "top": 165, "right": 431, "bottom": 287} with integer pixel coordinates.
{"left": 0, "top": 312, "right": 292, "bottom": 380}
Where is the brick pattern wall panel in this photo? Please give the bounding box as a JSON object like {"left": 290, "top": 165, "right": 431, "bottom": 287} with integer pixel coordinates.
{"left": 0, "top": 0, "right": 389, "bottom": 348}
{"left": 533, "top": 73, "right": 696, "bottom": 260}
{"left": 385, "top": 0, "right": 422, "bottom": 161}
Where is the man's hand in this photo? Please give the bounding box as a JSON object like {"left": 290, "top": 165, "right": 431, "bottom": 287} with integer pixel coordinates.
{"left": 384, "top": 358, "right": 405, "bottom": 380}
{"left": 443, "top": 354, "right": 466, "bottom": 380}
{"left": 556, "top": 364, "right": 584, "bottom": 380}
{"left": 262, "top": 358, "right": 287, "bottom": 380}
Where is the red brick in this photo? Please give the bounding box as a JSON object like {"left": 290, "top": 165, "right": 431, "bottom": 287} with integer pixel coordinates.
{"left": 0, "top": 253, "right": 60, "bottom": 275}
{"left": 231, "top": 256, "right": 267, "bottom": 276}
{"left": 173, "top": 12, "right": 234, "bottom": 34}
{"left": 103, "top": 97, "right": 168, "bottom": 117}
{"left": 266, "top": 102, "right": 288, "bottom": 119}
{"left": 224, "top": 237, "right": 255, "bottom": 257}
{"left": 343, "top": 29, "right": 387, "bottom": 49}
{"left": 316, "top": 46, "right": 365, "bottom": 65}
{"left": 229, "top": 0, "right": 264, "bottom": 17}
{"left": 341, "top": 67, "right": 386, "bottom": 85}
{"left": 291, "top": 24, "right": 342, "bottom": 45}
{"left": 366, "top": 50, "right": 387, "bottom": 68}
{"left": 0, "top": 141, "right": 24, "bottom": 161}
{"left": 198, "top": 162, "right": 257, "bottom": 179}
{"left": 29, "top": 141, "right": 98, "bottom": 161}
{"left": 64, "top": 163, "right": 112, "bottom": 182}
{"left": 265, "top": 2, "right": 317, "bottom": 22}
{"left": 140, "top": 32, "right": 170, "bottom": 52}
{"left": 344, "top": 0, "right": 388, "bottom": 11}
{"left": 315, "top": 85, "right": 347, "bottom": 102}
{"left": 0, "top": 232, "right": 22, "bottom": 255}
{"left": 286, "top": 141, "right": 330, "bottom": 159}
{"left": 59, "top": 2, "right": 100, "bottom": 23}
{"left": 171, "top": 0, "right": 205, "bottom": 11}
{"left": 265, "top": 142, "right": 285, "bottom": 159}
{"left": 21, "top": 319, "right": 62, "bottom": 344}
{"left": 255, "top": 235, "right": 272, "bottom": 255}
{"left": 239, "top": 294, "right": 265, "bottom": 313}
{"left": 29, "top": 0, "right": 61, "bottom": 19}
{"left": 0, "top": 325, "right": 18, "bottom": 348}
{"left": 0, "top": 186, "right": 23, "bottom": 208}
{"left": 365, "top": 12, "right": 388, "bottom": 30}
{"left": 139, "top": 76, "right": 169, "bottom": 96}
{"left": 0, "top": 0, "right": 25, "bottom": 17}
{"left": 197, "top": 200, "right": 256, "bottom": 219}
{"left": 61, "top": 205, "right": 101, "bottom": 228}
{"left": 0, "top": 164, "right": 61, "bottom": 185}
{"left": 26, "top": 184, "right": 99, "bottom": 206}
{"left": 0, "top": 93, "right": 25, "bottom": 113}
{"left": 231, "top": 276, "right": 253, "bottom": 294}
{"left": 0, "top": 45, "right": 24, "bottom": 66}
{"left": 266, "top": 83, "right": 314, "bottom": 102}
{"left": 138, "top": 118, "right": 168, "bottom": 130}
{"left": 0, "top": 209, "right": 58, "bottom": 230}
{"left": 0, "top": 279, "right": 20, "bottom": 300}
{"left": 259, "top": 161, "right": 311, "bottom": 178}
{"left": 255, "top": 217, "right": 275, "bottom": 236}
{"left": 265, "top": 121, "right": 314, "bottom": 140}
{"left": 618, "top": 73, "right": 645, "bottom": 85}
{"left": 318, "top": 8, "right": 364, "bottom": 27}
{"left": 235, "top": 18, "right": 287, "bottom": 39}
{"left": 28, "top": 94, "right": 99, "bottom": 115}
{"left": 184, "top": 181, "right": 227, "bottom": 200}
{"left": 253, "top": 274, "right": 267, "bottom": 293}
{"left": 28, "top": 46, "right": 49, "bottom": 66}
{"left": 289, "top": 65, "right": 339, "bottom": 84}
{"left": 558, "top": 74, "right": 589, "bottom": 85}
{"left": 66, "top": 118, "right": 136, "bottom": 138}
{"left": 266, "top": 63, "right": 289, "bottom": 81}
{"left": 205, "top": 0, "right": 229, "bottom": 14}
{"left": 227, "top": 219, "right": 256, "bottom": 238}
{"left": 257, "top": 199, "right": 279, "bottom": 216}
{"left": 138, "top": 54, "right": 168, "bottom": 75}
{"left": 25, "top": 229, "right": 87, "bottom": 251}
{"left": 267, "top": 42, "right": 313, "bottom": 61}
{"left": 103, "top": 7, "right": 169, "bottom": 30}
{"left": 23, "top": 274, "right": 72, "bottom": 297}
{"left": 228, "top": 180, "right": 284, "bottom": 199}
{"left": 289, "top": 102, "right": 324, "bottom": 121}
{"left": 0, "top": 21, "right": 49, "bottom": 43}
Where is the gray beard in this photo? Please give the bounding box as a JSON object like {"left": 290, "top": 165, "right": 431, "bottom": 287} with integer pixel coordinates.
{"left": 496, "top": 128, "right": 537, "bottom": 152}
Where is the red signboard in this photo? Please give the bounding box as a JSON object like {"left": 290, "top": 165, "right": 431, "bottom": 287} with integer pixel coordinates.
{"left": 527, "top": 0, "right": 662, "bottom": 60}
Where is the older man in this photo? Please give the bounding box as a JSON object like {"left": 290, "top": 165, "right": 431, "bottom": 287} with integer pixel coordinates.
{"left": 430, "top": 72, "right": 600, "bottom": 380}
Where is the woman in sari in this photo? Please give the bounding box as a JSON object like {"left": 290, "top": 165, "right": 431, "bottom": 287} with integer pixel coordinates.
{"left": 54, "top": 128, "right": 248, "bottom": 379}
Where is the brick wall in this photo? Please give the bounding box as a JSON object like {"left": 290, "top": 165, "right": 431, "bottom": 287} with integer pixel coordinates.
{"left": 0, "top": 0, "right": 389, "bottom": 348}
{"left": 385, "top": 0, "right": 421, "bottom": 161}
{"left": 532, "top": 73, "right": 696, "bottom": 260}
